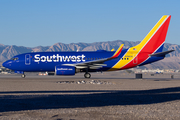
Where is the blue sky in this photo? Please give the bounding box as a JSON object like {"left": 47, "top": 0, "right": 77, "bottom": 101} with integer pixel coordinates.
{"left": 0, "top": 0, "right": 180, "bottom": 47}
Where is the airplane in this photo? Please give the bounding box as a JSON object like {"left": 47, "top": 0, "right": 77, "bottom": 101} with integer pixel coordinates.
{"left": 2, "top": 15, "right": 174, "bottom": 78}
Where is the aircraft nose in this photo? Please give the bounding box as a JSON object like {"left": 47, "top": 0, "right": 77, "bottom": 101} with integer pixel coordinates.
{"left": 2, "top": 61, "right": 10, "bottom": 68}
{"left": 2, "top": 61, "right": 7, "bottom": 68}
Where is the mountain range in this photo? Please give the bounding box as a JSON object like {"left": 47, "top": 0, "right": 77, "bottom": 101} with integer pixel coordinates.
{"left": 0, "top": 40, "right": 180, "bottom": 69}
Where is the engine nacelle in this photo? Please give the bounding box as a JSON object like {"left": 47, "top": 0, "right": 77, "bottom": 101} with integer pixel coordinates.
{"left": 55, "top": 66, "right": 76, "bottom": 75}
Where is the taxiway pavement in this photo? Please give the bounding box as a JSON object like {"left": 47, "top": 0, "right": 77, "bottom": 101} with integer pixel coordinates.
{"left": 0, "top": 72, "right": 180, "bottom": 120}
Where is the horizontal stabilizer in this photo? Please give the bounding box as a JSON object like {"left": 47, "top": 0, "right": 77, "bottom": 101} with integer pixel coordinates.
{"left": 150, "top": 50, "right": 175, "bottom": 57}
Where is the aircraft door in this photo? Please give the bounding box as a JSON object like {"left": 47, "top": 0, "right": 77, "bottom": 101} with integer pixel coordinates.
{"left": 25, "top": 54, "right": 31, "bottom": 65}
{"left": 133, "top": 54, "right": 138, "bottom": 64}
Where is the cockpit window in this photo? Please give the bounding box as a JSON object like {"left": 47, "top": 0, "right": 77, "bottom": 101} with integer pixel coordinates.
{"left": 11, "top": 57, "right": 19, "bottom": 61}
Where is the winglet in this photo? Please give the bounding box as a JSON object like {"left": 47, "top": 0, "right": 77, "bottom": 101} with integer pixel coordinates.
{"left": 111, "top": 48, "right": 115, "bottom": 51}
{"left": 111, "top": 44, "right": 124, "bottom": 59}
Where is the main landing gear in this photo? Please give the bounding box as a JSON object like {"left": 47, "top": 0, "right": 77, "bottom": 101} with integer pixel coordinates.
{"left": 21, "top": 74, "right": 26, "bottom": 78}
{"left": 84, "top": 72, "right": 91, "bottom": 78}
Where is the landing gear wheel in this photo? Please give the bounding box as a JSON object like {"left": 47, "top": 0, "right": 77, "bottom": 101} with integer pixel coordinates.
{"left": 84, "top": 73, "right": 91, "bottom": 78}
{"left": 21, "top": 74, "right": 26, "bottom": 78}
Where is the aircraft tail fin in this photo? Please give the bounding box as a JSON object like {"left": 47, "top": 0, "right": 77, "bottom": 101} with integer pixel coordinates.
{"left": 110, "top": 15, "right": 172, "bottom": 70}
{"left": 133, "top": 15, "right": 171, "bottom": 53}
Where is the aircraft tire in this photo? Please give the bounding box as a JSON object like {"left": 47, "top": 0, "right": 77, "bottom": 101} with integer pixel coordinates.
{"left": 84, "top": 73, "right": 91, "bottom": 78}
{"left": 21, "top": 74, "right": 26, "bottom": 78}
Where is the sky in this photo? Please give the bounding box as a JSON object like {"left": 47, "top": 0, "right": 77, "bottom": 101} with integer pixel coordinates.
{"left": 0, "top": 0, "right": 180, "bottom": 47}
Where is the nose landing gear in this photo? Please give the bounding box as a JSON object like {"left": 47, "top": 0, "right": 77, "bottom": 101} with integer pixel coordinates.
{"left": 21, "top": 74, "right": 26, "bottom": 78}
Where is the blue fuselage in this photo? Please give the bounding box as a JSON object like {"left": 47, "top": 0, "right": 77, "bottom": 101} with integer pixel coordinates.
{"left": 2, "top": 49, "right": 164, "bottom": 73}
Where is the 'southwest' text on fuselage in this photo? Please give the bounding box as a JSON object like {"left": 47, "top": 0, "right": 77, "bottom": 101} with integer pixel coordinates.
{"left": 34, "top": 54, "right": 86, "bottom": 62}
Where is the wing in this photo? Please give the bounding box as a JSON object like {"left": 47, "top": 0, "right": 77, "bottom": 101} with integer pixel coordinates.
{"left": 63, "top": 44, "right": 124, "bottom": 69}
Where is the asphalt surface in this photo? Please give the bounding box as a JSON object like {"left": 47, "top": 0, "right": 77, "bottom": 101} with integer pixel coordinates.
{"left": 0, "top": 72, "right": 180, "bottom": 120}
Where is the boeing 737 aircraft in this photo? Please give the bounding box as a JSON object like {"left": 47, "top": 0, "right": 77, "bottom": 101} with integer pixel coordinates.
{"left": 2, "top": 15, "right": 174, "bottom": 78}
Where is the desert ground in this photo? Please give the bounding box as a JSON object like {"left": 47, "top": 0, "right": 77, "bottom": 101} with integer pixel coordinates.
{"left": 0, "top": 72, "right": 180, "bottom": 120}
